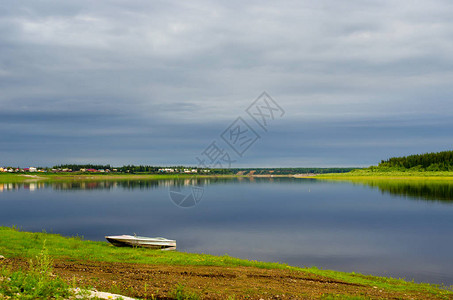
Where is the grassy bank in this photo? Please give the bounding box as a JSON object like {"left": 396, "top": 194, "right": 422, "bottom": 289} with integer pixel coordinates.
{"left": 315, "top": 169, "right": 453, "bottom": 180}
{"left": 0, "top": 173, "right": 43, "bottom": 183}
{"left": 0, "top": 240, "right": 80, "bottom": 299}
{"left": 0, "top": 227, "right": 452, "bottom": 299}
{"left": 4, "top": 170, "right": 453, "bottom": 184}
{"left": 0, "top": 173, "right": 246, "bottom": 184}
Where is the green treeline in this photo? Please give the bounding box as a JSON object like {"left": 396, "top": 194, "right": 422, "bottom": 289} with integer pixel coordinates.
{"left": 53, "top": 164, "right": 112, "bottom": 170}
{"left": 117, "top": 165, "right": 161, "bottom": 173}
{"left": 229, "top": 168, "right": 355, "bottom": 175}
{"left": 52, "top": 165, "right": 355, "bottom": 175}
{"left": 378, "top": 150, "right": 453, "bottom": 171}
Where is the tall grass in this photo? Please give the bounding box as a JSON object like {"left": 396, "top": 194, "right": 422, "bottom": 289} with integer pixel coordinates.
{"left": 0, "top": 241, "right": 84, "bottom": 299}
{"left": 169, "top": 284, "right": 200, "bottom": 300}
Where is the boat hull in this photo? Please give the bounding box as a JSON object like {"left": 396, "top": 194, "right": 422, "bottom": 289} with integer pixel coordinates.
{"left": 105, "top": 235, "right": 176, "bottom": 250}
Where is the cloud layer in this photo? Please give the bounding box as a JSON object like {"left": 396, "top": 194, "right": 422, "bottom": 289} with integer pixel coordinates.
{"left": 1, "top": 0, "right": 453, "bottom": 167}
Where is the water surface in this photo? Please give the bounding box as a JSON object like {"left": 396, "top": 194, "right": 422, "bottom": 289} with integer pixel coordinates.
{"left": 1, "top": 178, "right": 453, "bottom": 285}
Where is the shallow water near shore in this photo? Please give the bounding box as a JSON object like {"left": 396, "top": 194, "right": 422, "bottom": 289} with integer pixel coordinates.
{"left": 1, "top": 177, "right": 453, "bottom": 285}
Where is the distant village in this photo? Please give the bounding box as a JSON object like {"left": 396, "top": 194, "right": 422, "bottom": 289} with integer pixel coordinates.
{"left": 0, "top": 167, "right": 115, "bottom": 173}
{"left": 0, "top": 165, "right": 355, "bottom": 176}
{"left": 0, "top": 167, "right": 46, "bottom": 173}
{"left": 0, "top": 166, "right": 208, "bottom": 174}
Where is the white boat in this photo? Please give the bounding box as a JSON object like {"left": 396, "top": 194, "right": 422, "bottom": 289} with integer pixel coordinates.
{"left": 105, "top": 235, "right": 176, "bottom": 250}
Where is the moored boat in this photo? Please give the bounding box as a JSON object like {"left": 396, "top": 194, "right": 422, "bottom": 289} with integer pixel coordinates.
{"left": 105, "top": 235, "right": 176, "bottom": 250}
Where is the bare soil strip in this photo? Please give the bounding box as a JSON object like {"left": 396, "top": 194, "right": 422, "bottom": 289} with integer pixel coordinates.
{"left": 3, "top": 258, "right": 448, "bottom": 299}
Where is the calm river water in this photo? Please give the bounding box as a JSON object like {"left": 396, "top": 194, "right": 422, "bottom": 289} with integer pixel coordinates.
{"left": 1, "top": 177, "right": 453, "bottom": 285}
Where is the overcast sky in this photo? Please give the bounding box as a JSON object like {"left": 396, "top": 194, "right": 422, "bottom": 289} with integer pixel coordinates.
{"left": 1, "top": 0, "right": 453, "bottom": 167}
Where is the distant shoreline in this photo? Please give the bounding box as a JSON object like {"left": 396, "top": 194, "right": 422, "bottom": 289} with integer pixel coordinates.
{"left": 3, "top": 171, "right": 453, "bottom": 183}
{"left": 316, "top": 170, "right": 453, "bottom": 180}
{"left": 0, "top": 173, "right": 299, "bottom": 183}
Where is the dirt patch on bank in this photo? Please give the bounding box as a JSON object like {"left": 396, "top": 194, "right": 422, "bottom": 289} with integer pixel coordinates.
{"left": 2, "top": 258, "right": 449, "bottom": 299}
{"left": 19, "top": 174, "right": 48, "bottom": 181}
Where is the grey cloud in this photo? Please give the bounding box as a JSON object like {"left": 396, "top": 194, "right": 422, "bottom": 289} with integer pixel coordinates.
{"left": 1, "top": 0, "right": 453, "bottom": 166}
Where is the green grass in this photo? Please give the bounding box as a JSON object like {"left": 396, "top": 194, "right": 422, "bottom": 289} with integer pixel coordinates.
{"left": 0, "top": 174, "right": 39, "bottom": 183}
{"left": 0, "top": 240, "right": 90, "bottom": 299}
{"left": 170, "top": 284, "right": 200, "bottom": 300}
{"left": 0, "top": 172, "right": 244, "bottom": 184}
{"left": 0, "top": 227, "right": 452, "bottom": 298}
{"left": 316, "top": 169, "right": 453, "bottom": 179}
